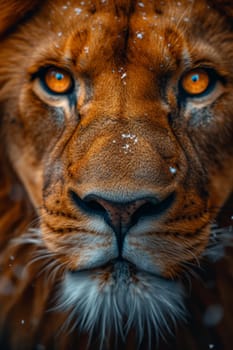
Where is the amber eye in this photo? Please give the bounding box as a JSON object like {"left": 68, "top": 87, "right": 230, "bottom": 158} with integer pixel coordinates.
{"left": 181, "top": 69, "right": 210, "bottom": 96}
{"left": 43, "top": 67, "right": 73, "bottom": 94}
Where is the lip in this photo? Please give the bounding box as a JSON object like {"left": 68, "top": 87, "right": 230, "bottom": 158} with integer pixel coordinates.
{"left": 69, "top": 257, "right": 131, "bottom": 273}
{"left": 69, "top": 257, "right": 168, "bottom": 281}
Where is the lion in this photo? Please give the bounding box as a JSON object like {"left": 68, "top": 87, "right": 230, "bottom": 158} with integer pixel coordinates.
{"left": 0, "top": 0, "right": 232, "bottom": 349}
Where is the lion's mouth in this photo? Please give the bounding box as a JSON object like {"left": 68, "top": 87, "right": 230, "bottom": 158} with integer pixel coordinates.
{"left": 69, "top": 257, "right": 167, "bottom": 283}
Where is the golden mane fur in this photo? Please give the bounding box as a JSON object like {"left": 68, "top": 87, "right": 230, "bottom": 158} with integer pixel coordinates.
{"left": 0, "top": 1, "right": 232, "bottom": 349}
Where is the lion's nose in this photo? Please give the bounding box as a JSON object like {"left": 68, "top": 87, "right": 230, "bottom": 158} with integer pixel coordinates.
{"left": 70, "top": 191, "right": 175, "bottom": 251}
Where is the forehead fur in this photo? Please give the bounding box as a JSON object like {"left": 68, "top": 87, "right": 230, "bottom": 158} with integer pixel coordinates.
{"left": 9, "top": 0, "right": 231, "bottom": 72}
{"left": 0, "top": 0, "right": 232, "bottom": 40}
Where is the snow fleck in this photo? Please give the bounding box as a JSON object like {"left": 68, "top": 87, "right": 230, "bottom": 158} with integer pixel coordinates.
{"left": 136, "top": 32, "right": 144, "bottom": 39}
{"left": 121, "top": 72, "right": 127, "bottom": 80}
{"left": 167, "top": 43, "right": 172, "bottom": 47}
{"left": 62, "top": 5, "right": 68, "bottom": 10}
{"left": 112, "top": 140, "right": 116, "bottom": 144}
{"left": 80, "top": 1, "right": 85, "bottom": 5}
{"left": 123, "top": 144, "right": 130, "bottom": 151}
{"left": 169, "top": 166, "right": 177, "bottom": 175}
{"left": 10, "top": 256, "right": 15, "bottom": 261}
{"left": 183, "top": 17, "right": 190, "bottom": 22}
{"left": 122, "top": 134, "right": 138, "bottom": 144}
{"left": 21, "top": 320, "right": 25, "bottom": 325}
{"left": 159, "top": 35, "right": 163, "bottom": 40}
{"left": 203, "top": 304, "right": 224, "bottom": 327}
{"left": 119, "top": 69, "right": 127, "bottom": 85}
{"left": 84, "top": 46, "right": 89, "bottom": 54}
{"left": 177, "top": 1, "right": 182, "bottom": 6}
{"left": 138, "top": 2, "right": 145, "bottom": 8}
{"left": 122, "top": 133, "right": 131, "bottom": 138}
{"left": 118, "top": 67, "right": 127, "bottom": 84}
{"left": 209, "top": 345, "right": 215, "bottom": 349}
{"left": 121, "top": 134, "right": 138, "bottom": 153}
{"left": 57, "top": 32, "right": 63, "bottom": 37}
{"left": 231, "top": 215, "right": 233, "bottom": 220}
{"left": 74, "top": 7, "right": 82, "bottom": 15}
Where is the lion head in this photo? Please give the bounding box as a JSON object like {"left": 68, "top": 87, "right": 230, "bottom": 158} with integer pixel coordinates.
{"left": 0, "top": 0, "right": 232, "bottom": 349}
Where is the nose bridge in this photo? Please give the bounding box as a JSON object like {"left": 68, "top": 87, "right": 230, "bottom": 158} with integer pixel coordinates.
{"left": 88, "top": 61, "right": 160, "bottom": 119}
{"left": 67, "top": 63, "right": 183, "bottom": 197}
{"left": 68, "top": 117, "right": 182, "bottom": 200}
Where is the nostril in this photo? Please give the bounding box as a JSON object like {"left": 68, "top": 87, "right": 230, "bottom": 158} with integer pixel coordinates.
{"left": 70, "top": 190, "right": 175, "bottom": 224}
{"left": 70, "top": 191, "right": 108, "bottom": 216}
{"left": 83, "top": 198, "right": 106, "bottom": 214}
{"left": 131, "top": 192, "right": 175, "bottom": 226}
{"left": 85, "top": 199, "right": 106, "bottom": 213}
{"left": 69, "top": 190, "right": 175, "bottom": 252}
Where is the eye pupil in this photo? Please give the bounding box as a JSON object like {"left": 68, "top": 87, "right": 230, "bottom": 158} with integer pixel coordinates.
{"left": 191, "top": 74, "right": 199, "bottom": 82}
{"left": 55, "top": 73, "right": 64, "bottom": 81}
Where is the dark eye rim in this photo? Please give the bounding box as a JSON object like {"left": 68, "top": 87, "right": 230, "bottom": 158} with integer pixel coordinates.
{"left": 33, "top": 65, "right": 75, "bottom": 96}
{"left": 178, "top": 67, "right": 219, "bottom": 100}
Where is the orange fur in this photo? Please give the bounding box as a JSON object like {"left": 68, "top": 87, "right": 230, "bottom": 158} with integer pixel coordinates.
{"left": 0, "top": 1, "right": 232, "bottom": 349}
{"left": 0, "top": 0, "right": 43, "bottom": 37}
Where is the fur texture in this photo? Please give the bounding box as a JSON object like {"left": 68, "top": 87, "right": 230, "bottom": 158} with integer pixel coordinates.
{"left": 0, "top": 1, "right": 232, "bottom": 349}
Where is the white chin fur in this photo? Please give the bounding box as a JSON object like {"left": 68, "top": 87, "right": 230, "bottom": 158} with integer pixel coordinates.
{"left": 56, "top": 262, "right": 185, "bottom": 348}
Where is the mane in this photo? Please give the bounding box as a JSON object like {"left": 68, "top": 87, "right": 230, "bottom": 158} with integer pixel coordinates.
{"left": 0, "top": 0, "right": 43, "bottom": 37}
{"left": 0, "top": 1, "right": 232, "bottom": 349}
{"left": 0, "top": 0, "right": 42, "bottom": 241}
{"left": 207, "top": 0, "right": 233, "bottom": 24}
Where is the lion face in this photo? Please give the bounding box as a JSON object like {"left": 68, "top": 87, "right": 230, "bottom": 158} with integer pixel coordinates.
{"left": 0, "top": 0, "right": 233, "bottom": 343}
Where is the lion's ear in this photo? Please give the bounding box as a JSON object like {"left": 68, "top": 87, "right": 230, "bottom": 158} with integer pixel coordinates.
{"left": 0, "top": 0, "right": 42, "bottom": 37}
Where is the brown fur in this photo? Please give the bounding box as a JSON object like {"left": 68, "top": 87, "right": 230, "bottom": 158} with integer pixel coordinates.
{"left": 0, "top": 1, "right": 232, "bottom": 349}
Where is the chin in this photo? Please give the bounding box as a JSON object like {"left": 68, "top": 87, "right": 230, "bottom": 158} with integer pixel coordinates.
{"left": 57, "top": 260, "right": 185, "bottom": 347}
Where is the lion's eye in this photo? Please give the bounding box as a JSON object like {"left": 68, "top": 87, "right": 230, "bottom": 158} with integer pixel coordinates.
{"left": 180, "top": 69, "right": 211, "bottom": 96}
{"left": 43, "top": 67, "right": 74, "bottom": 94}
